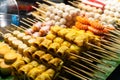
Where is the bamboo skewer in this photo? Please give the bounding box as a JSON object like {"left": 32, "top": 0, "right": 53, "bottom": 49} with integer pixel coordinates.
{"left": 20, "top": 26, "right": 27, "bottom": 30}
{"left": 34, "top": 19, "right": 40, "bottom": 22}
{"left": 93, "top": 48, "right": 118, "bottom": 59}
{"left": 11, "top": 24, "right": 25, "bottom": 31}
{"left": 27, "top": 18, "right": 36, "bottom": 23}
{"left": 31, "top": 12, "right": 45, "bottom": 22}
{"left": 68, "top": 1, "right": 79, "bottom": 7}
{"left": 104, "top": 33, "right": 119, "bottom": 39}
{"left": 63, "top": 66, "right": 90, "bottom": 80}
{"left": 71, "top": 60, "right": 94, "bottom": 72}
{"left": 69, "top": 53, "right": 93, "bottom": 62}
{"left": 58, "top": 76, "right": 69, "bottom": 80}
{"left": 22, "top": 18, "right": 34, "bottom": 24}
{"left": 100, "top": 43, "right": 119, "bottom": 53}
{"left": 101, "top": 39, "right": 120, "bottom": 50}
{"left": 20, "top": 21, "right": 32, "bottom": 28}
{"left": 87, "top": 51, "right": 111, "bottom": 60}
{"left": 32, "top": 6, "right": 46, "bottom": 14}
{"left": 43, "top": 0, "right": 56, "bottom": 6}
{"left": 81, "top": 59, "right": 105, "bottom": 73}
{"left": 82, "top": 52, "right": 105, "bottom": 64}
{"left": 71, "top": 65, "right": 94, "bottom": 78}
{"left": 36, "top": 2, "right": 42, "bottom": 6}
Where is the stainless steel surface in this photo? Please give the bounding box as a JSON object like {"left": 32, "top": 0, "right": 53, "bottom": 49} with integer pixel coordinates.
{"left": 0, "top": 0, "right": 19, "bottom": 27}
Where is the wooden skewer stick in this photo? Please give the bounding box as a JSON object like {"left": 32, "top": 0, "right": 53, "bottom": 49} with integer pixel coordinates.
{"left": 101, "top": 39, "right": 120, "bottom": 50}
{"left": 87, "top": 42, "right": 104, "bottom": 50}
{"left": 69, "top": 53, "right": 93, "bottom": 62}
{"left": 58, "top": 76, "right": 69, "bottom": 80}
{"left": 100, "top": 43, "right": 119, "bottom": 53}
{"left": 63, "top": 66, "right": 90, "bottom": 80}
{"left": 27, "top": 18, "right": 36, "bottom": 23}
{"left": 20, "top": 26, "right": 27, "bottom": 30}
{"left": 109, "top": 30, "right": 120, "bottom": 36}
{"left": 81, "top": 59, "right": 105, "bottom": 73}
{"left": 20, "top": 21, "right": 32, "bottom": 28}
{"left": 43, "top": 0, "right": 56, "bottom": 6}
{"left": 33, "top": 19, "right": 40, "bottom": 22}
{"left": 5, "top": 29, "right": 13, "bottom": 33}
{"left": 82, "top": 52, "right": 104, "bottom": 64}
{"left": 87, "top": 51, "right": 111, "bottom": 60}
{"left": 32, "top": 6, "right": 46, "bottom": 14}
{"left": 104, "top": 33, "right": 119, "bottom": 39}
{"left": 0, "top": 31, "right": 4, "bottom": 36}
{"left": 82, "top": 52, "right": 111, "bottom": 67}
{"left": 31, "top": 12, "right": 45, "bottom": 22}
{"left": 71, "top": 65, "right": 94, "bottom": 78}
{"left": 93, "top": 48, "right": 118, "bottom": 59}
{"left": 71, "top": 60, "right": 94, "bottom": 72}
{"left": 36, "top": 2, "right": 42, "bottom": 6}
{"left": 11, "top": 24, "right": 25, "bottom": 31}
{"left": 22, "top": 18, "right": 34, "bottom": 24}
{"left": 68, "top": 1, "right": 79, "bottom": 7}
{"left": 108, "top": 37, "right": 120, "bottom": 45}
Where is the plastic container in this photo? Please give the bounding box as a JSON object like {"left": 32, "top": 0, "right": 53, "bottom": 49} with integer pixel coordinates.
{"left": 0, "top": 0, "right": 19, "bottom": 27}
